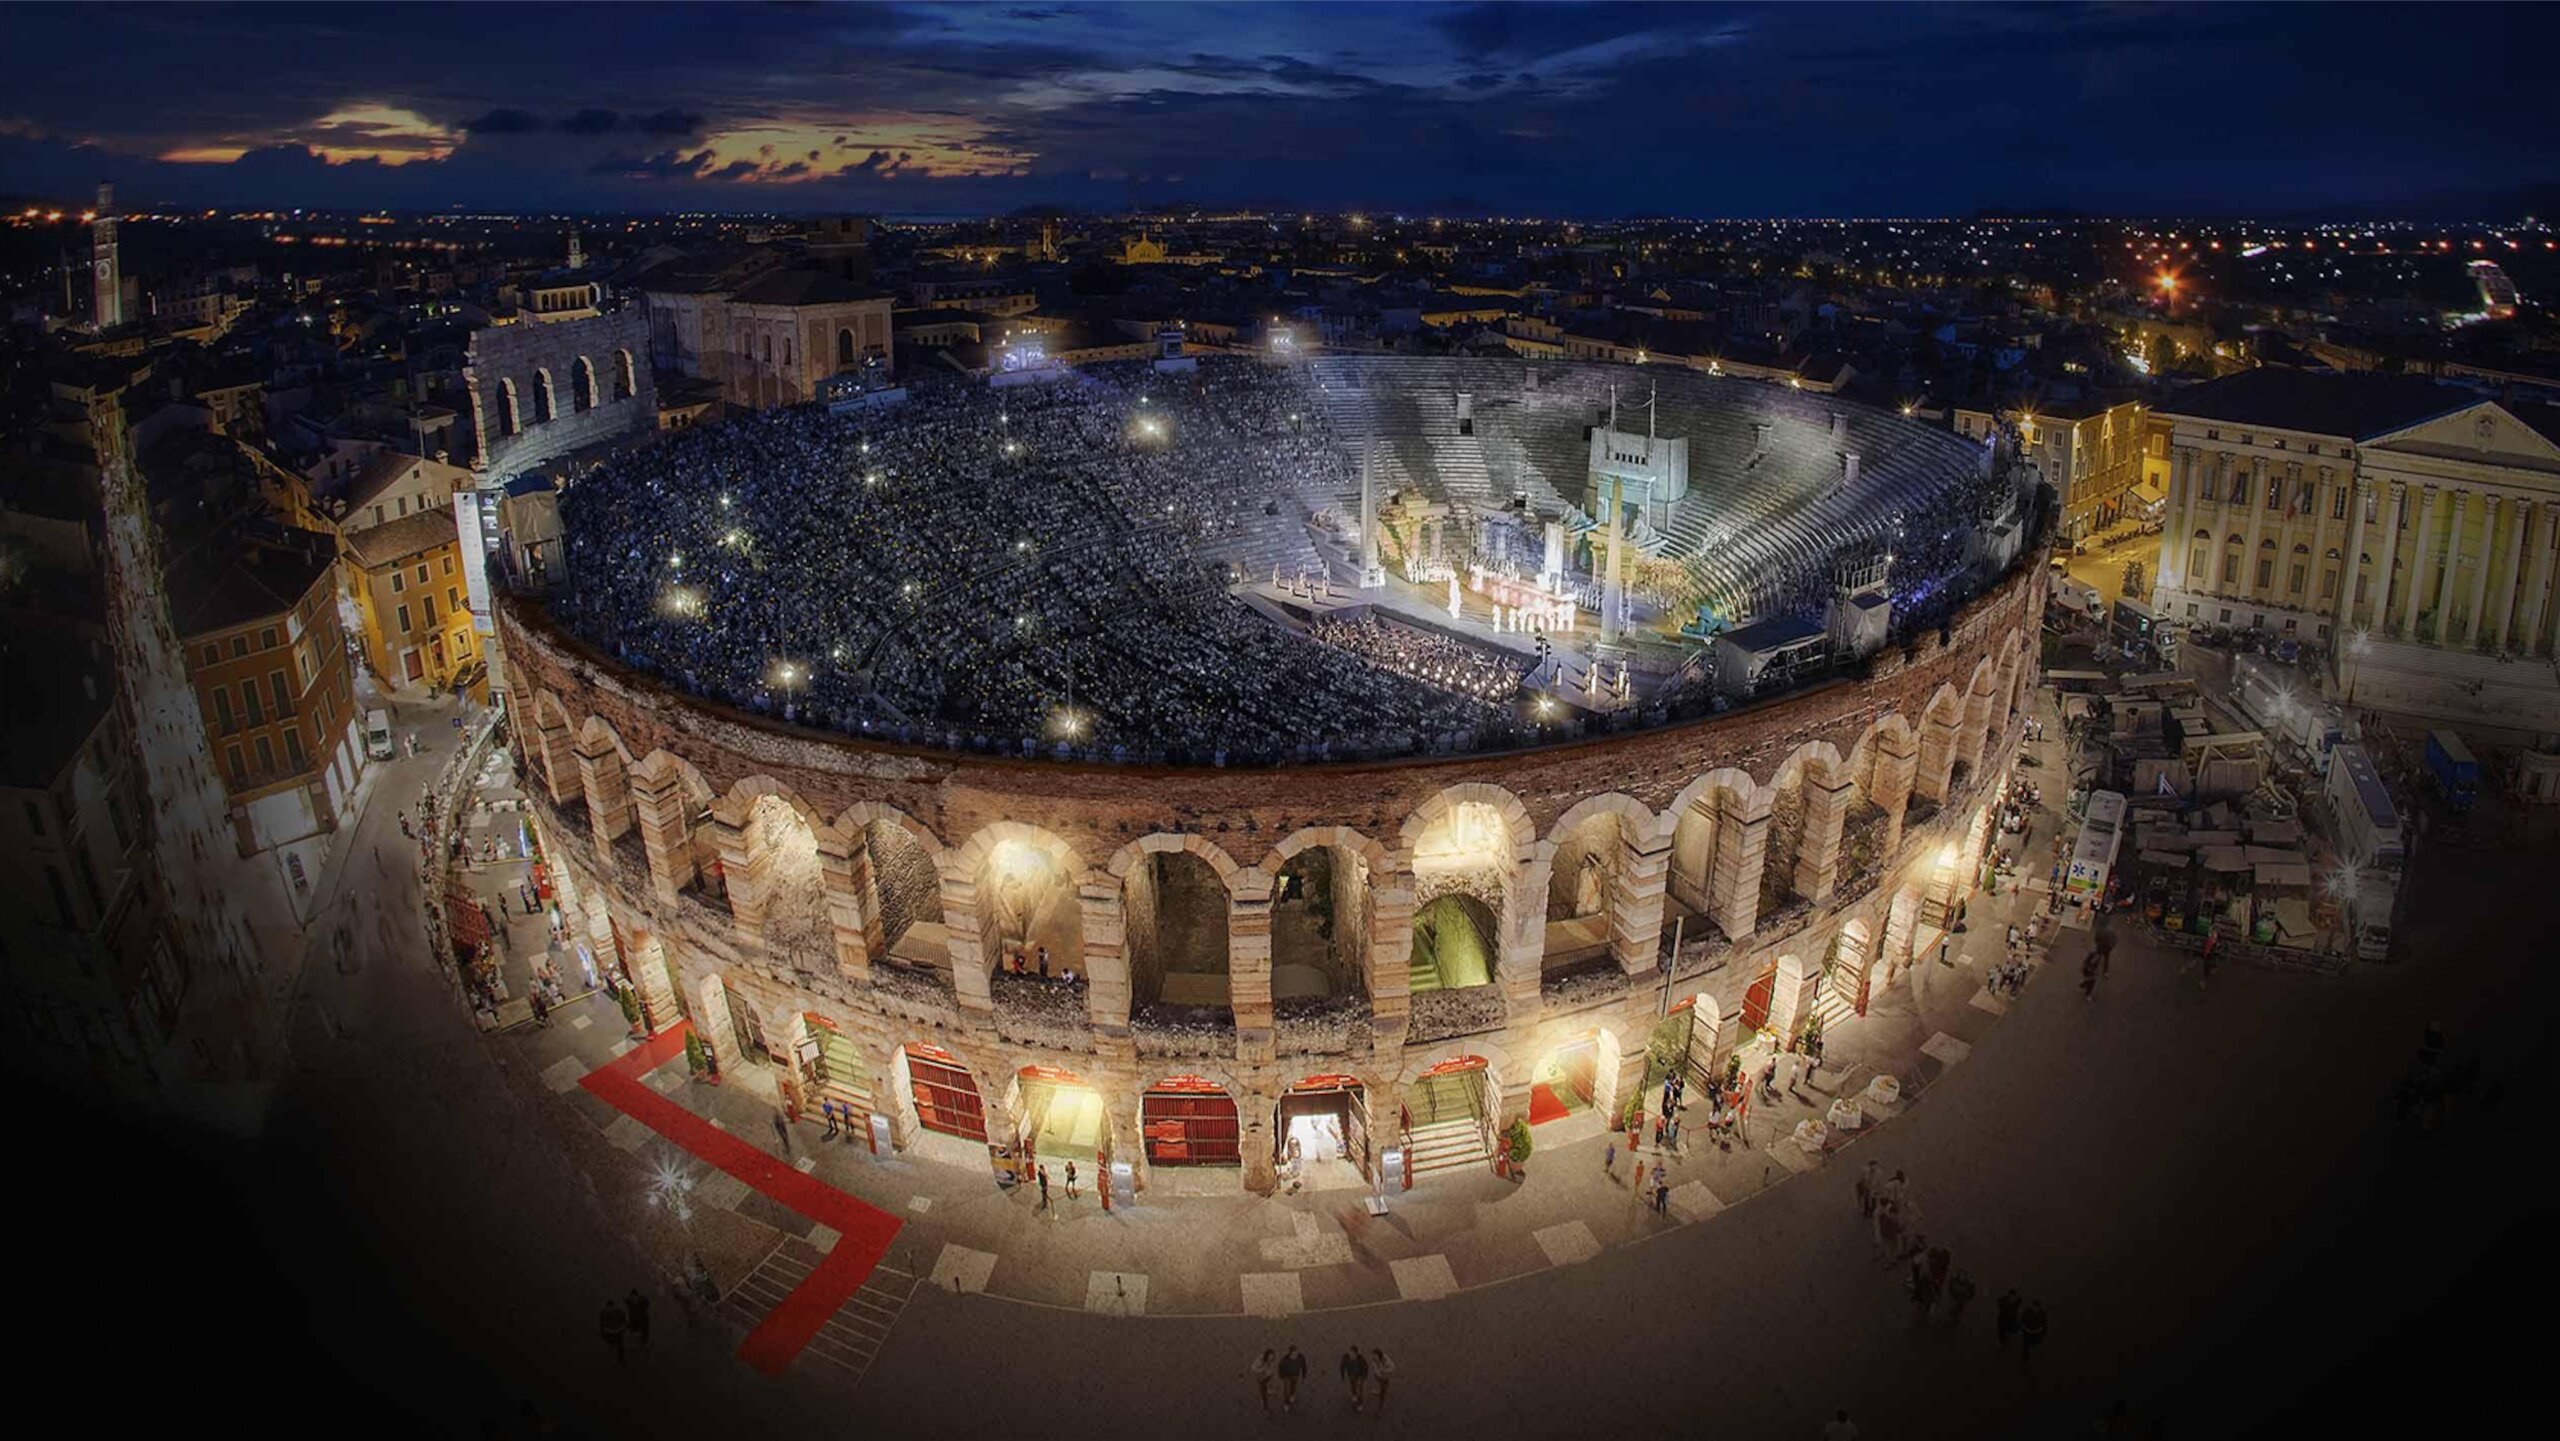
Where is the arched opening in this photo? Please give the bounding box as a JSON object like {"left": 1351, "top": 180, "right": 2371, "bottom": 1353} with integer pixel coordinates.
{"left": 614, "top": 347, "right": 637, "bottom": 401}
{"left": 1758, "top": 762, "right": 1810, "bottom": 920}
{"left": 1410, "top": 893, "right": 1496, "bottom": 993}
{"left": 838, "top": 327, "right": 858, "bottom": 367}
{"left": 1278, "top": 1072, "right": 1372, "bottom": 1189}
{"left": 744, "top": 794, "right": 830, "bottom": 970}
{"left": 864, "top": 817, "right": 944, "bottom": 965}
{"left": 802, "top": 1014, "right": 873, "bottom": 1139}
{"left": 1272, "top": 841, "right": 1370, "bottom": 1001}
{"left": 894, "top": 1041, "right": 987, "bottom": 1158}
{"left": 1403, "top": 1054, "right": 1495, "bottom": 1178}
{"left": 533, "top": 367, "right": 557, "bottom": 423}
{"left": 499, "top": 378, "right": 523, "bottom": 436}
{"left": 1668, "top": 789, "right": 1719, "bottom": 916}
{"left": 1528, "top": 1025, "right": 1623, "bottom": 1127}
{"left": 1127, "top": 849, "right": 1232, "bottom": 1014}
{"left": 1007, "top": 1063, "right": 1105, "bottom": 1166}
{"left": 573, "top": 355, "right": 598, "bottom": 412}
{"left": 1141, "top": 1075, "right": 1240, "bottom": 1173}
{"left": 699, "top": 973, "right": 769, "bottom": 1070}
{"left": 974, "top": 831, "right": 1081, "bottom": 978}
{"left": 1542, "top": 805, "right": 1645, "bottom": 972}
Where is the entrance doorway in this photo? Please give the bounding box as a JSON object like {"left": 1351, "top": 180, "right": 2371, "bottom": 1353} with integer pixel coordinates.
{"left": 1528, "top": 1037, "right": 1598, "bottom": 1125}
{"left": 1011, "top": 1065, "right": 1105, "bottom": 1163}
{"left": 723, "top": 982, "right": 771, "bottom": 1064}
{"left": 1405, "top": 1055, "right": 1494, "bottom": 1178}
{"left": 1141, "top": 1077, "right": 1240, "bottom": 1168}
{"left": 803, "top": 1015, "right": 872, "bottom": 1133}
{"left": 1739, "top": 960, "right": 1779, "bottom": 1032}
{"left": 900, "top": 1042, "right": 987, "bottom": 1143}
{"left": 1276, "top": 1074, "right": 1369, "bottom": 1191}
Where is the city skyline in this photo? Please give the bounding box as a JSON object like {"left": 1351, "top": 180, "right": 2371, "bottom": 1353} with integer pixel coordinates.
{"left": 3, "top": 2, "right": 2556, "bottom": 219}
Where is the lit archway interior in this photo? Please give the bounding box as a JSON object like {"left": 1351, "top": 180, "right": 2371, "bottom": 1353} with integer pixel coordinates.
{"left": 977, "top": 835, "right": 1081, "bottom": 975}
{"left": 1127, "top": 850, "right": 1230, "bottom": 1011}
{"left": 1273, "top": 845, "right": 1370, "bottom": 1001}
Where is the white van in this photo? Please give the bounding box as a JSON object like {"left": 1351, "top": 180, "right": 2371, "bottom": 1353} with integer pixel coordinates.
{"left": 364, "top": 708, "right": 395, "bottom": 762}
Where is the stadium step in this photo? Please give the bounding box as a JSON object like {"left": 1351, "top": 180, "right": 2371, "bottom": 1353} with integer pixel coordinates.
{"left": 1404, "top": 1116, "right": 1491, "bottom": 1176}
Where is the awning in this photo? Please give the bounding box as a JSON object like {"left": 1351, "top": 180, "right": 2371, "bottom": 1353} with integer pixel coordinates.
{"left": 2201, "top": 845, "right": 2251, "bottom": 872}
{"left": 2138, "top": 848, "right": 2192, "bottom": 867}
{"left": 2131, "top": 476, "right": 2169, "bottom": 512}
{"left": 2271, "top": 898, "right": 2317, "bottom": 942}
{"left": 2255, "top": 861, "right": 2314, "bottom": 889}
{"left": 2247, "top": 818, "right": 2305, "bottom": 845}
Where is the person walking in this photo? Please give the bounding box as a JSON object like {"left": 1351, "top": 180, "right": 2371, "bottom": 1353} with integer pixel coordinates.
{"left": 1065, "top": 1160, "right": 1079, "bottom": 1199}
{"left": 529, "top": 987, "right": 551, "bottom": 1028}
{"left": 1369, "top": 1348, "right": 1396, "bottom": 1415}
{"left": 624, "top": 1288, "right": 652, "bottom": 1350}
{"left": 1650, "top": 1160, "right": 1670, "bottom": 1213}
{"left": 1251, "top": 1348, "right": 1276, "bottom": 1412}
{"left": 2019, "top": 1298, "right": 2050, "bottom": 1363}
{"left": 1036, "top": 1165, "right": 1051, "bottom": 1212}
{"left": 1277, "top": 1345, "right": 1307, "bottom": 1409}
{"left": 598, "top": 1299, "right": 628, "bottom": 1366}
{"left": 1882, "top": 1168, "right": 1907, "bottom": 1212}
{"left": 1604, "top": 1138, "right": 1618, "bottom": 1179}
{"left": 1944, "top": 1269, "right": 1978, "bottom": 1325}
{"left": 820, "top": 1099, "right": 839, "bottom": 1140}
{"left": 771, "top": 1110, "right": 792, "bottom": 1156}
{"left": 1908, "top": 1260, "right": 1939, "bottom": 1324}
{"left": 1855, "top": 1160, "right": 1879, "bottom": 1218}
{"left": 1340, "top": 1345, "right": 1370, "bottom": 1410}
{"left": 1996, "top": 1287, "right": 2023, "bottom": 1349}
{"left": 1872, "top": 1197, "right": 1902, "bottom": 1262}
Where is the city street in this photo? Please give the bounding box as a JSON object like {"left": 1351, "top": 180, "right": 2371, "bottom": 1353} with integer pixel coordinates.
{"left": 26, "top": 693, "right": 2556, "bottom": 1439}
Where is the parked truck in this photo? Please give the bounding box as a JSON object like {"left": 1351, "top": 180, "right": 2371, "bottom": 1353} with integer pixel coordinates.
{"left": 2424, "top": 730, "right": 2480, "bottom": 813}
{"left": 2347, "top": 872, "right": 2398, "bottom": 961}
{"left": 2325, "top": 742, "right": 2406, "bottom": 876}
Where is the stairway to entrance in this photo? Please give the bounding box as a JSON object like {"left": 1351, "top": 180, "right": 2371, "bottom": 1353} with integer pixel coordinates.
{"left": 1404, "top": 1071, "right": 1492, "bottom": 1176}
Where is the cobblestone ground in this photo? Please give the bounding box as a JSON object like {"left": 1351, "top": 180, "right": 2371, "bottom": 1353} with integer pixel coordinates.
{"left": 26, "top": 688, "right": 2557, "bottom": 1439}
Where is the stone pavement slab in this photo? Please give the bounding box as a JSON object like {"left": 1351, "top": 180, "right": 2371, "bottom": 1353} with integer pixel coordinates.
{"left": 1085, "top": 1271, "right": 1147, "bottom": 1315}
{"left": 1388, "top": 1253, "right": 1459, "bottom": 1300}
{"left": 1532, "top": 1220, "right": 1601, "bottom": 1266}
{"left": 1922, "top": 1032, "right": 1975, "bottom": 1065}
{"left": 604, "top": 1113, "right": 652, "bottom": 1152}
{"left": 698, "top": 1171, "right": 752, "bottom": 1211}
{"left": 1259, "top": 1211, "right": 1353, "bottom": 1268}
{"left": 928, "top": 1244, "right": 997, "bottom": 1294}
{"left": 540, "top": 1054, "right": 585, "bottom": 1092}
{"left": 1969, "top": 987, "right": 2011, "bottom": 1016}
{"left": 1667, "top": 1181, "right": 1726, "bottom": 1222}
{"left": 1240, "top": 1271, "right": 1303, "bottom": 1316}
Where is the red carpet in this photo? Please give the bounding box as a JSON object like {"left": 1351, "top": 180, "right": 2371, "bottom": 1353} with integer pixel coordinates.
{"left": 580, "top": 1023, "right": 904, "bottom": 1376}
{"left": 1527, "top": 1081, "right": 1571, "bottom": 1126}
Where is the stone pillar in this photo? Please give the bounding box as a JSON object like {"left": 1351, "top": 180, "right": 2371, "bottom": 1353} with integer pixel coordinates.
{"left": 1492, "top": 1060, "right": 1532, "bottom": 1137}
{"left": 2493, "top": 498, "right": 2530, "bottom": 651}
{"left": 1689, "top": 1001, "right": 1735, "bottom": 1082}
{"left": 1707, "top": 804, "right": 1767, "bottom": 941}
{"left": 1792, "top": 778, "right": 1852, "bottom": 905}
{"left": 534, "top": 714, "right": 577, "bottom": 806}
{"left": 1956, "top": 685, "right": 1994, "bottom": 787}
{"left": 2370, "top": 481, "right": 2405, "bottom": 636}
{"left": 1227, "top": 870, "right": 1276, "bottom": 1051}
{"left": 1876, "top": 740, "right": 1919, "bottom": 857}
{"left": 817, "top": 830, "right": 874, "bottom": 984}
{"left": 711, "top": 810, "right": 765, "bottom": 948}
{"left": 2402, "top": 484, "right": 2437, "bottom": 637}
{"left": 1242, "top": 1087, "right": 1281, "bottom": 1196}
{"left": 1916, "top": 711, "right": 1959, "bottom": 803}
{"left": 1608, "top": 830, "right": 1670, "bottom": 976}
{"left": 2522, "top": 503, "right": 2556, "bottom": 658}
{"left": 1497, "top": 870, "right": 1545, "bottom": 1020}
{"left": 1599, "top": 1030, "right": 1645, "bottom": 1124}
{"left": 2464, "top": 494, "right": 2497, "bottom": 648}
{"left": 941, "top": 867, "right": 991, "bottom": 1012}
{"left": 1880, "top": 888, "right": 1920, "bottom": 988}
{"left": 1367, "top": 879, "right": 1415, "bottom": 1025}
{"left": 1767, "top": 952, "right": 1820, "bottom": 1043}
{"left": 1106, "top": 1091, "right": 1148, "bottom": 1192}
{"left": 1079, "top": 877, "right": 1129, "bottom": 1030}
{"left": 576, "top": 742, "right": 631, "bottom": 856}
{"left": 2237, "top": 456, "right": 2269, "bottom": 600}
{"left": 1833, "top": 920, "right": 1878, "bottom": 1017}
{"left": 625, "top": 925, "right": 681, "bottom": 1034}
{"left": 630, "top": 764, "right": 695, "bottom": 907}
{"left": 2339, "top": 478, "right": 2371, "bottom": 631}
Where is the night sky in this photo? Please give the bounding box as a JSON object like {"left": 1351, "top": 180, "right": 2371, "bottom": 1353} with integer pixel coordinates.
{"left": 2, "top": 1, "right": 2553, "bottom": 218}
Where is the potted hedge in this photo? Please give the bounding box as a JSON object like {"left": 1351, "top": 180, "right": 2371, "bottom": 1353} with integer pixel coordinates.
{"left": 1502, "top": 1117, "right": 1533, "bottom": 1181}
{"left": 684, "top": 1030, "right": 720, "bottom": 1084}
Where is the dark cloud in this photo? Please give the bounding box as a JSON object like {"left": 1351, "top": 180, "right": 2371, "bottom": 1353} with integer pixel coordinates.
{"left": 635, "top": 108, "right": 704, "bottom": 137}
{"left": 1431, "top": 2, "right": 1668, "bottom": 60}
{"left": 464, "top": 108, "right": 544, "bottom": 135}
{"left": 560, "top": 108, "right": 620, "bottom": 135}
{"left": 1460, "top": 72, "right": 1504, "bottom": 92}
{"left": 588, "top": 147, "right": 713, "bottom": 180}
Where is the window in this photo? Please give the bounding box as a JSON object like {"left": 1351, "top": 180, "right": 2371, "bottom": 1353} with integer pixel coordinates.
{"left": 226, "top": 745, "right": 246, "bottom": 784}
{"left": 241, "top": 680, "right": 263, "bottom": 726}
{"left": 200, "top": 645, "right": 218, "bottom": 666}
{"left": 391, "top": 570, "right": 404, "bottom": 594}
{"left": 423, "top": 596, "right": 437, "bottom": 625}
{"left": 2218, "top": 607, "right": 2232, "bottom": 622}
{"left": 22, "top": 799, "right": 44, "bottom": 838}
{"left": 2333, "top": 487, "right": 2349, "bottom": 520}
{"left": 212, "top": 687, "right": 235, "bottom": 733}
{"left": 372, "top": 505, "right": 385, "bottom": 526}
{"left": 284, "top": 728, "right": 305, "bottom": 767}
{"left": 261, "top": 626, "right": 278, "bottom": 649}
{"left": 397, "top": 496, "right": 408, "bottom": 517}
{"left": 396, "top": 603, "right": 412, "bottom": 634}
{"left": 231, "top": 637, "right": 249, "bottom": 658}
{"left": 2322, "top": 569, "right": 2338, "bottom": 598}
{"left": 415, "top": 563, "right": 429, "bottom": 584}
{"left": 2265, "top": 477, "right": 2281, "bottom": 509}
{"left": 2257, "top": 558, "right": 2274, "bottom": 588}
{"left": 441, "top": 555, "right": 454, "bottom": 575}
{"left": 2289, "top": 563, "right": 2306, "bottom": 593}
{"left": 2222, "top": 553, "right": 2241, "bottom": 584}
{"left": 255, "top": 735, "right": 275, "bottom": 774}
{"left": 447, "top": 586, "right": 461, "bottom": 610}
{"left": 269, "top": 671, "right": 292, "bottom": 716}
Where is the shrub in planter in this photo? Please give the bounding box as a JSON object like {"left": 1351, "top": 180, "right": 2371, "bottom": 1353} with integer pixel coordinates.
{"left": 684, "top": 1031, "right": 710, "bottom": 1076}
{"left": 616, "top": 986, "right": 641, "bottom": 1029}
{"left": 1506, "top": 1117, "right": 1533, "bottom": 1167}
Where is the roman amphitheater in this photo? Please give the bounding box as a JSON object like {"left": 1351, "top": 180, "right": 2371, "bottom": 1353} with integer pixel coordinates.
{"left": 502, "top": 354, "right": 2046, "bottom": 1196}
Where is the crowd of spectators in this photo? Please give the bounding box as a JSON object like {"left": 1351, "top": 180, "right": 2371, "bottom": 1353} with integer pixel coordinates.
{"left": 1308, "top": 614, "right": 1533, "bottom": 704}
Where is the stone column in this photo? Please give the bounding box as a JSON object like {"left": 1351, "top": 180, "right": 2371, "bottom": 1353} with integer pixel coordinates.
{"left": 533, "top": 714, "right": 578, "bottom": 806}
{"left": 1227, "top": 870, "right": 1276, "bottom": 1054}
{"left": 2521, "top": 503, "right": 2556, "bottom": 658}
{"left": 1608, "top": 830, "right": 1671, "bottom": 976}
{"left": 1916, "top": 711, "right": 1959, "bottom": 804}
{"left": 2372, "top": 481, "right": 2406, "bottom": 637}
{"left": 1875, "top": 740, "right": 1919, "bottom": 858}
{"left": 625, "top": 926, "right": 681, "bottom": 1035}
{"left": 1242, "top": 1087, "right": 1281, "bottom": 1196}
{"left": 1956, "top": 684, "right": 1995, "bottom": 786}
{"left": 2403, "top": 485, "right": 2438, "bottom": 638}
{"left": 1767, "top": 952, "right": 1820, "bottom": 1043}
{"left": 1601, "top": 1034, "right": 1646, "bottom": 1124}
{"left": 1367, "top": 878, "right": 1415, "bottom": 1026}
{"left": 1106, "top": 1091, "right": 1148, "bottom": 1192}
{"left": 575, "top": 741, "right": 631, "bottom": 853}
{"left": 2338, "top": 478, "right": 2371, "bottom": 631}
{"left": 1832, "top": 919, "right": 1878, "bottom": 1017}
{"left": 2493, "top": 498, "right": 2530, "bottom": 651}
{"left": 629, "top": 764, "right": 695, "bottom": 907}
{"left": 941, "top": 867, "right": 991, "bottom": 1012}
{"left": 1879, "top": 888, "right": 1920, "bottom": 988}
{"left": 1707, "top": 804, "right": 1767, "bottom": 941}
{"left": 2237, "top": 456, "right": 2269, "bottom": 601}
{"left": 1498, "top": 871, "right": 1545, "bottom": 1020}
{"left": 711, "top": 810, "right": 764, "bottom": 948}
{"left": 1079, "top": 877, "right": 1129, "bottom": 1031}
{"left": 817, "top": 830, "right": 874, "bottom": 984}
{"left": 1792, "top": 779, "right": 1852, "bottom": 906}
{"left": 2463, "top": 494, "right": 2497, "bottom": 648}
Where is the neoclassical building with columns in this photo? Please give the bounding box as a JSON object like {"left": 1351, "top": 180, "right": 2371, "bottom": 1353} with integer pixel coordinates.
{"left": 495, "top": 565, "right": 2038, "bottom": 1198}
{"left": 2148, "top": 369, "right": 2560, "bottom": 726}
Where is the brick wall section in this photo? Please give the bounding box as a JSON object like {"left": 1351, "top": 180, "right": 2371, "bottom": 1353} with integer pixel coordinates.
{"left": 465, "top": 309, "right": 658, "bottom": 479}
{"left": 496, "top": 564, "right": 2035, "bottom": 866}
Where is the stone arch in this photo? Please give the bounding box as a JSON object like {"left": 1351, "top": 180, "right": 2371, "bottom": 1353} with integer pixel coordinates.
{"left": 1108, "top": 834, "right": 1243, "bottom": 1015}
{"left": 613, "top": 348, "right": 637, "bottom": 401}
{"left": 1760, "top": 740, "right": 1851, "bottom": 914}
{"left": 1916, "top": 681, "right": 1965, "bottom": 804}
{"left": 571, "top": 714, "right": 635, "bottom": 846}
{"left": 1663, "top": 766, "right": 1767, "bottom": 941}
{"left": 532, "top": 366, "right": 557, "bottom": 424}
{"left": 943, "top": 821, "right": 1087, "bottom": 1002}
{"left": 524, "top": 691, "right": 578, "bottom": 805}
{"left": 572, "top": 355, "right": 599, "bottom": 412}
{"left": 708, "top": 781, "right": 834, "bottom": 966}
{"left": 1536, "top": 792, "right": 1666, "bottom": 975}
{"left": 1262, "top": 825, "right": 1395, "bottom": 1010}
{"left": 1955, "top": 655, "right": 2001, "bottom": 792}
{"left": 1402, "top": 782, "right": 1537, "bottom": 998}
{"left": 838, "top": 327, "right": 858, "bottom": 368}
{"left": 499, "top": 377, "right": 523, "bottom": 436}
{"left": 1394, "top": 1036, "right": 1520, "bottom": 1090}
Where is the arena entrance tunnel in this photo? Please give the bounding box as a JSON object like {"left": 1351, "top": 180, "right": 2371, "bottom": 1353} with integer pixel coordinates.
{"left": 1009, "top": 1064, "right": 1106, "bottom": 1166}
{"left": 1410, "top": 893, "right": 1497, "bottom": 993}
{"left": 1527, "top": 1025, "right": 1623, "bottom": 1129}
{"left": 1126, "top": 847, "right": 1233, "bottom": 1012}
{"left": 1276, "top": 1073, "right": 1371, "bottom": 1192}
{"left": 1404, "top": 1054, "right": 1496, "bottom": 1179}
{"left": 1141, "top": 1076, "right": 1243, "bottom": 1187}
{"left": 799, "top": 1013, "right": 874, "bottom": 1138}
